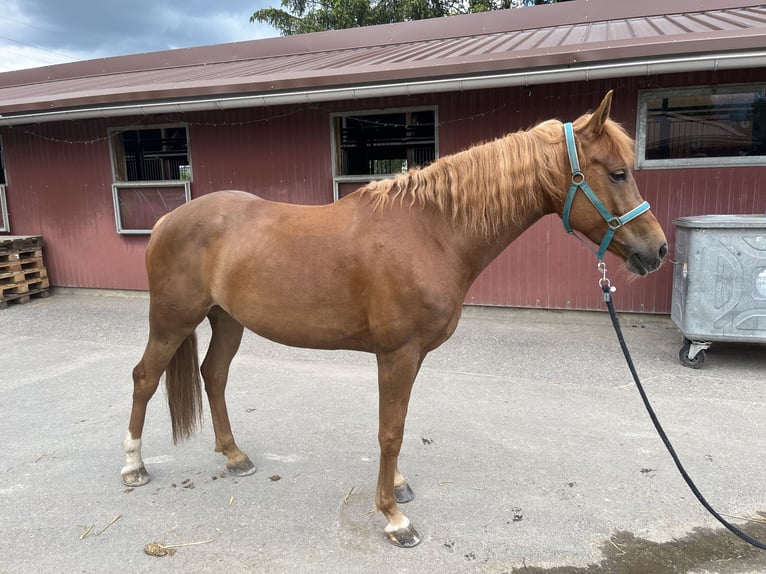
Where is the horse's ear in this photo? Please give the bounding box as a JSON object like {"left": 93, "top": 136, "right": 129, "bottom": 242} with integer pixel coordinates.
{"left": 584, "top": 90, "right": 614, "bottom": 135}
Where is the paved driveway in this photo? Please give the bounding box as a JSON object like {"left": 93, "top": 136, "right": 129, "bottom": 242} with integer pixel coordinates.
{"left": 1, "top": 290, "right": 765, "bottom": 573}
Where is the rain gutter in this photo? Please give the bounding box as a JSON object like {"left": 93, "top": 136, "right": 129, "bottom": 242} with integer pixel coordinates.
{"left": 1, "top": 50, "right": 764, "bottom": 126}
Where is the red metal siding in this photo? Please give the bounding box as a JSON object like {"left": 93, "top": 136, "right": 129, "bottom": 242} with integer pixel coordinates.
{"left": 2, "top": 120, "right": 149, "bottom": 290}
{"left": 185, "top": 106, "right": 334, "bottom": 204}
{"left": 1, "top": 69, "right": 765, "bottom": 313}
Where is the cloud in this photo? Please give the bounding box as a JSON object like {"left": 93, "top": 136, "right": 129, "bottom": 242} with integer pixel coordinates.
{"left": 0, "top": 45, "right": 84, "bottom": 72}
{"left": 0, "top": 0, "right": 277, "bottom": 71}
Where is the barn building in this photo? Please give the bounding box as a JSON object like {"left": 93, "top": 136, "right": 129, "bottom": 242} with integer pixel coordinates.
{"left": 0, "top": 0, "right": 764, "bottom": 313}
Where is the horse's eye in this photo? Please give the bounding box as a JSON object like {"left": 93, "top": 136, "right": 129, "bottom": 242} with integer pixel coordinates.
{"left": 609, "top": 169, "right": 627, "bottom": 183}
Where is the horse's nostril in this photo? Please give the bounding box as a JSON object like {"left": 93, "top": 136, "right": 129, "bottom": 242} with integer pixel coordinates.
{"left": 659, "top": 243, "right": 668, "bottom": 259}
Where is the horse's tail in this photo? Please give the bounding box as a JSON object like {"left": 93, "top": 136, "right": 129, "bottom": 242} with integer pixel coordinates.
{"left": 165, "top": 331, "right": 204, "bottom": 444}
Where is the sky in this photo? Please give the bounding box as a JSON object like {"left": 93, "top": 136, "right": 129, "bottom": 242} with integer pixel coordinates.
{"left": 0, "top": 0, "right": 280, "bottom": 72}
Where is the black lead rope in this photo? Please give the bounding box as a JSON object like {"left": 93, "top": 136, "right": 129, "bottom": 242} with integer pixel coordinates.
{"left": 602, "top": 284, "right": 766, "bottom": 551}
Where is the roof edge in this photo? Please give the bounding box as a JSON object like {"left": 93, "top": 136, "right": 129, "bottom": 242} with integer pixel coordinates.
{"left": 2, "top": 49, "right": 763, "bottom": 127}
{"left": 1, "top": 0, "right": 763, "bottom": 88}
{"left": 2, "top": 30, "right": 763, "bottom": 116}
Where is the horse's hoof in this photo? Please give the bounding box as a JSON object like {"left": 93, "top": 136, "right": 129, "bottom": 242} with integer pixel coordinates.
{"left": 395, "top": 482, "right": 415, "bottom": 504}
{"left": 385, "top": 524, "right": 422, "bottom": 548}
{"left": 122, "top": 465, "right": 150, "bottom": 487}
{"left": 227, "top": 456, "right": 256, "bottom": 477}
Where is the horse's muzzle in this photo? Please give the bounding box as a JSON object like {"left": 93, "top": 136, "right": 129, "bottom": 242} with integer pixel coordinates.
{"left": 628, "top": 242, "right": 668, "bottom": 276}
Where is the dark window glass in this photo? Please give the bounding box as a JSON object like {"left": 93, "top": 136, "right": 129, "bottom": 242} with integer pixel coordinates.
{"left": 116, "top": 126, "right": 190, "bottom": 181}
{"left": 335, "top": 110, "right": 436, "bottom": 176}
{"left": 645, "top": 90, "right": 766, "bottom": 160}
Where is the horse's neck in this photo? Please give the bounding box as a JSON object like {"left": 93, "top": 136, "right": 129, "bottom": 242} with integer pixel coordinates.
{"left": 460, "top": 204, "right": 548, "bottom": 281}
{"left": 437, "top": 144, "right": 558, "bottom": 278}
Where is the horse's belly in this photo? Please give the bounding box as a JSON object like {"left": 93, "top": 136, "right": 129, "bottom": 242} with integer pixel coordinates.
{"left": 220, "top": 285, "right": 373, "bottom": 352}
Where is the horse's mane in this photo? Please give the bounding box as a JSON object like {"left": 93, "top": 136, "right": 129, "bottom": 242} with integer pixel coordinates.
{"left": 359, "top": 115, "right": 635, "bottom": 239}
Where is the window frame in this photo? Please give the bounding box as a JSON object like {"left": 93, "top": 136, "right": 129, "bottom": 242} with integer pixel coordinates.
{"left": 112, "top": 181, "right": 191, "bottom": 234}
{"left": 0, "top": 185, "right": 9, "bottom": 233}
{"left": 109, "top": 123, "right": 192, "bottom": 234}
{"left": 330, "top": 106, "right": 439, "bottom": 201}
{"left": 636, "top": 83, "right": 766, "bottom": 170}
{"left": 0, "top": 136, "right": 8, "bottom": 233}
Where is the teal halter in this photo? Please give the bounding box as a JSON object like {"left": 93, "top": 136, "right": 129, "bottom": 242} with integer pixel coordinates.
{"left": 561, "top": 122, "right": 650, "bottom": 261}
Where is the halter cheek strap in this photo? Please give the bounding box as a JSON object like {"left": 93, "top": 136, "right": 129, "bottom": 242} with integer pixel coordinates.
{"left": 561, "top": 122, "right": 650, "bottom": 261}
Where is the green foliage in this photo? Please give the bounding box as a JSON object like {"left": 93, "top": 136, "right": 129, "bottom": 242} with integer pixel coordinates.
{"left": 251, "top": 0, "right": 568, "bottom": 35}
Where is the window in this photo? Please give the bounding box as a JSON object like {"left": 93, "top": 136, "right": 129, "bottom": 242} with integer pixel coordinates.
{"left": 637, "top": 84, "right": 766, "bottom": 169}
{"left": 0, "top": 136, "right": 8, "bottom": 233}
{"left": 109, "top": 125, "right": 192, "bottom": 234}
{"left": 112, "top": 126, "right": 190, "bottom": 182}
{"left": 331, "top": 108, "right": 437, "bottom": 199}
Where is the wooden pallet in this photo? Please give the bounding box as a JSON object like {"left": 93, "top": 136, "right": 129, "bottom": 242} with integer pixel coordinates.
{"left": 0, "top": 266, "right": 47, "bottom": 285}
{"left": 0, "top": 287, "right": 50, "bottom": 309}
{"left": 0, "top": 236, "right": 50, "bottom": 309}
{"left": 0, "top": 274, "right": 49, "bottom": 293}
{"left": 0, "top": 252, "right": 44, "bottom": 274}
{"left": 0, "top": 235, "right": 45, "bottom": 255}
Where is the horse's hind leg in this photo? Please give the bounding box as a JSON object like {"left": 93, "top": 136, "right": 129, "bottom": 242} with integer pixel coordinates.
{"left": 122, "top": 298, "right": 208, "bottom": 486}
{"left": 122, "top": 329, "right": 195, "bottom": 486}
{"left": 201, "top": 307, "right": 255, "bottom": 477}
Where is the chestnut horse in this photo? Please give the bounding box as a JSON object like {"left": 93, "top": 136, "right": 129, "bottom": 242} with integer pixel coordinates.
{"left": 121, "top": 92, "right": 667, "bottom": 547}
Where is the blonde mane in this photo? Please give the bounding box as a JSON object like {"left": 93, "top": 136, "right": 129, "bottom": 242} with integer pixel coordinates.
{"left": 359, "top": 116, "right": 635, "bottom": 239}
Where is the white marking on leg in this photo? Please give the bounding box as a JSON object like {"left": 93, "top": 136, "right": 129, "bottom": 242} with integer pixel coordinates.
{"left": 384, "top": 514, "right": 411, "bottom": 534}
{"left": 121, "top": 431, "right": 144, "bottom": 475}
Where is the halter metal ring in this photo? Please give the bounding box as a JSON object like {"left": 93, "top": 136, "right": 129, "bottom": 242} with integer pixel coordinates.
{"left": 571, "top": 172, "right": 585, "bottom": 185}
{"left": 607, "top": 216, "right": 623, "bottom": 230}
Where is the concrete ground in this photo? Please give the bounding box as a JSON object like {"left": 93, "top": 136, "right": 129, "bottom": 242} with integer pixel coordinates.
{"left": 1, "top": 289, "right": 765, "bottom": 574}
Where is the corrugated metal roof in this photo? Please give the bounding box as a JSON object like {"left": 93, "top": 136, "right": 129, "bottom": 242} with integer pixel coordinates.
{"left": 0, "top": 0, "right": 764, "bottom": 123}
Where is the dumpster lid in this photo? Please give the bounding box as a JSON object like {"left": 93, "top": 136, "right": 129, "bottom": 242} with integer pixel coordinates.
{"left": 673, "top": 214, "right": 766, "bottom": 229}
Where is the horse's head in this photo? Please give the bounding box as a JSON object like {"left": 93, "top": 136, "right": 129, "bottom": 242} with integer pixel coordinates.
{"left": 561, "top": 91, "right": 667, "bottom": 275}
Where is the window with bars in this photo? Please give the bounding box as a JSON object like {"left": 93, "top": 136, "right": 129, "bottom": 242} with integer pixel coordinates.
{"left": 331, "top": 108, "right": 437, "bottom": 199}
{"left": 109, "top": 124, "right": 192, "bottom": 234}
{"left": 112, "top": 126, "right": 191, "bottom": 182}
{"left": 637, "top": 85, "right": 766, "bottom": 169}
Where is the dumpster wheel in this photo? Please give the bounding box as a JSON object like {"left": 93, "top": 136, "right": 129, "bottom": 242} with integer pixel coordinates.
{"left": 679, "top": 339, "right": 710, "bottom": 369}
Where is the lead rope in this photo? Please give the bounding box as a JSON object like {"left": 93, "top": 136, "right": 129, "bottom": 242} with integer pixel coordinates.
{"left": 599, "top": 263, "right": 766, "bottom": 551}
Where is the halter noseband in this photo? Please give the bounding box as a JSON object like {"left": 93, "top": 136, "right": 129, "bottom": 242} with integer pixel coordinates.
{"left": 561, "top": 122, "right": 650, "bottom": 261}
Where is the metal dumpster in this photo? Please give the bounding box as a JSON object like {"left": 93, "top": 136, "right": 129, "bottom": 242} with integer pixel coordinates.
{"left": 671, "top": 214, "right": 766, "bottom": 368}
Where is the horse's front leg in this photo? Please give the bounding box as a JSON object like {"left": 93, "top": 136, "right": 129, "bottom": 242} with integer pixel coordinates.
{"left": 375, "top": 346, "right": 424, "bottom": 548}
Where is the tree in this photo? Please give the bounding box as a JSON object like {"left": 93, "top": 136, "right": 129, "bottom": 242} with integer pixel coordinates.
{"left": 251, "top": 0, "right": 570, "bottom": 36}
